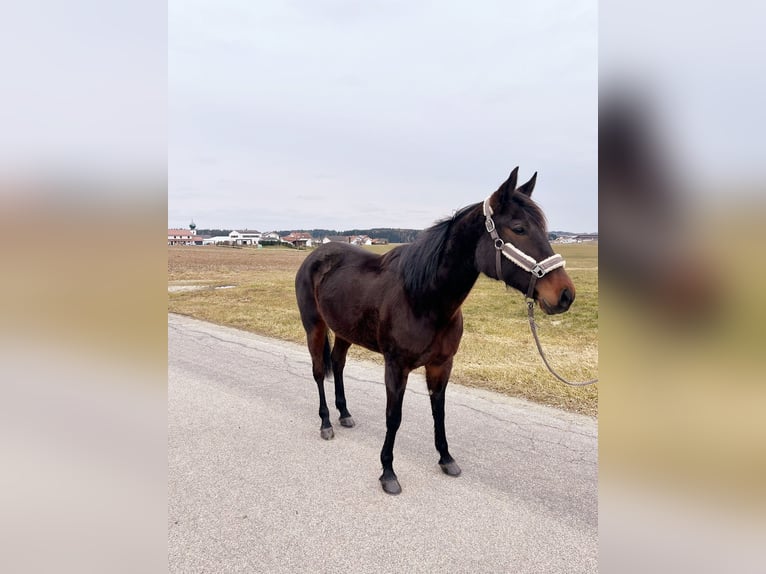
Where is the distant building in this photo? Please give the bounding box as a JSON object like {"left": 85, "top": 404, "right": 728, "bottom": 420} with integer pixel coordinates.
{"left": 350, "top": 235, "right": 372, "bottom": 246}
{"left": 322, "top": 236, "right": 350, "bottom": 244}
{"left": 168, "top": 221, "right": 202, "bottom": 245}
{"left": 203, "top": 236, "right": 233, "bottom": 245}
{"left": 281, "top": 232, "right": 314, "bottom": 248}
{"left": 229, "top": 229, "right": 262, "bottom": 245}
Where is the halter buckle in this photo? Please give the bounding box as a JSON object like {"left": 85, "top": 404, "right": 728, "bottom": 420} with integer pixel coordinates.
{"left": 494, "top": 238, "right": 504, "bottom": 250}
{"left": 531, "top": 265, "right": 545, "bottom": 278}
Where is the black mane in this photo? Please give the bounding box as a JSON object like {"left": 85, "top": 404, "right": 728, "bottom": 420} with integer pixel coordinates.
{"left": 399, "top": 202, "right": 480, "bottom": 297}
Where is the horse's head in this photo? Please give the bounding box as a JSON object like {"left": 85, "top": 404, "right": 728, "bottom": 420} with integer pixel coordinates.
{"left": 476, "top": 168, "right": 576, "bottom": 315}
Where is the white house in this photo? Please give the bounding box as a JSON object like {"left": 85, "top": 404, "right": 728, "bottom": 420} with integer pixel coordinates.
{"left": 350, "top": 235, "right": 373, "bottom": 246}
{"left": 168, "top": 226, "right": 199, "bottom": 245}
{"left": 169, "top": 221, "right": 208, "bottom": 245}
{"left": 228, "top": 230, "right": 262, "bottom": 245}
{"left": 322, "top": 236, "right": 349, "bottom": 244}
{"left": 202, "top": 236, "right": 232, "bottom": 245}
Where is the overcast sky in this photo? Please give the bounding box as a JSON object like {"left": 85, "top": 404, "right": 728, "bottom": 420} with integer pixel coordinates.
{"left": 169, "top": 1, "right": 597, "bottom": 232}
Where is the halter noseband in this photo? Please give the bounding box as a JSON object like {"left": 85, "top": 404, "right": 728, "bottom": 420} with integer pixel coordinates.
{"left": 482, "top": 197, "right": 566, "bottom": 298}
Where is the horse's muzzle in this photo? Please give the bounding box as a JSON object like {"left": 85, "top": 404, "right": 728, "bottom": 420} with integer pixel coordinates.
{"left": 537, "top": 271, "right": 576, "bottom": 314}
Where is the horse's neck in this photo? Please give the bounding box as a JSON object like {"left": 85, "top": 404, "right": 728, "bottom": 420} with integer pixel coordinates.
{"left": 426, "top": 212, "right": 483, "bottom": 317}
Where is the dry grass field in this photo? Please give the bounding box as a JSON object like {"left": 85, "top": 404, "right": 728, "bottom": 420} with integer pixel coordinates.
{"left": 168, "top": 243, "right": 598, "bottom": 415}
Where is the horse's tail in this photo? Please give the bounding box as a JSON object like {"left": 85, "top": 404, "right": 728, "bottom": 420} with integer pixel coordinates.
{"left": 323, "top": 332, "right": 333, "bottom": 379}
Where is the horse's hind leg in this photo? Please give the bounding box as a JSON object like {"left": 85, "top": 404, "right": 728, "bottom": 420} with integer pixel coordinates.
{"left": 307, "top": 322, "right": 334, "bottom": 440}
{"left": 331, "top": 337, "right": 354, "bottom": 428}
{"left": 426, "top": 359, "right": 461, "bottom": 477}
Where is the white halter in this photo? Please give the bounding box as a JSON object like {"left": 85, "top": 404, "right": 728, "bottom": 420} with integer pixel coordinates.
{"left": 482, "top": 198, "right": 566, "bottom": 280}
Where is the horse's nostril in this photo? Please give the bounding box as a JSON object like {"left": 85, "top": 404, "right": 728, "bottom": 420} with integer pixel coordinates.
{"left": 559, "top": 288, "right": 574, "bottom": 308}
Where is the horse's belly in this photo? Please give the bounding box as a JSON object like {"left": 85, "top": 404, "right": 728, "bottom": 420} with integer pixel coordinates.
{"left": 327, "top": 319, "right": 381, "bottom": 353}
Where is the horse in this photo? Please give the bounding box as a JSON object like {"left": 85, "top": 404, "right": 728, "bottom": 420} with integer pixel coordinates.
{"left": 294, "top": 168, "right": 575, "bottom": 494}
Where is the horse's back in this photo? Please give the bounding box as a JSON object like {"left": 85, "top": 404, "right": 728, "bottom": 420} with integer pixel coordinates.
{"left": 296, "top": 243, "right": 382, "bottom": 312}
{"left": 298, "top": 242, "right": 387, "bottom": 284}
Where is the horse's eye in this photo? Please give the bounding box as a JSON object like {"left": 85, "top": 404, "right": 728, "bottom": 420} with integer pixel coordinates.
{"left": 511, "top": 226, "right": 525, "bottom": 235}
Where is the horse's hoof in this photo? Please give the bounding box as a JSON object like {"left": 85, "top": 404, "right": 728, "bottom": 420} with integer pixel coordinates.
{"left": 380, "top": 476, "right": 402, "bottom": 495}
{"left": 439, "top": 460, "right": 462, "bottom": 476}
{"left": 339, "top": 416, "right": 355, "bottom": 428}
{"left": 320, "top": 427, "right": 334, "bottom": 440}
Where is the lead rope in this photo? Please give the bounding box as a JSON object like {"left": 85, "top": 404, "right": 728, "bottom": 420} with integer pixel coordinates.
{"left": 525, "top": 275, "right": 598, "bottom": 387}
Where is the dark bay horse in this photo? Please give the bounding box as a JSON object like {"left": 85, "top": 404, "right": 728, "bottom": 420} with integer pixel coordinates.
{"left": 295, "top": 168, "right": 575, "bottom": 494}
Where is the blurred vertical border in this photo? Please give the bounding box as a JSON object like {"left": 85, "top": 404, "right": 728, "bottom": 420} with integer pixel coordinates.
{"left": 600, "top": 1, "right": 766, "bottom": 572}
{"left": 0, "top": 2, "right": 167, "bottom": 573}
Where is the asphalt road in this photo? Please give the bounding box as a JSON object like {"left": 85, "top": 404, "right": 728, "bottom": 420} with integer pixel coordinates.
{"left": 168, "top": 313, "right": 597, "bottom": 573}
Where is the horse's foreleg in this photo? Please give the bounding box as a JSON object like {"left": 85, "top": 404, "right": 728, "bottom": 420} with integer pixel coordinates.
{"left": 426, "top": 359, "right": 461, "bottom": 477}
{"left": 379, "top": 360, "right": 409, "bottom": 495}
{"left": 331, "top": 337, "right": 354, "bottom": 427}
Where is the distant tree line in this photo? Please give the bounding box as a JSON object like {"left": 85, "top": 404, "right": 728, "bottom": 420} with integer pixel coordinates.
{"left": 276, "top": 228, "right": 422, "bottom": 244}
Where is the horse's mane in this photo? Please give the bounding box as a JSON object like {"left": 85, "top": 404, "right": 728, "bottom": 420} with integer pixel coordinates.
{"left": 398, "top": 202, "right": 479, "bottom": 297}
{"left": 396, "top": 192, "right": 547, "bottom": 297}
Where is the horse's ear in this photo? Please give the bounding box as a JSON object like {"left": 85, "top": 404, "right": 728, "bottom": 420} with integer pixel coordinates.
{"left": 491, "top": 167, "right": 519, "bottom": 209}
{"left": 517, "top": 171, "right": 537, "bottom": 197}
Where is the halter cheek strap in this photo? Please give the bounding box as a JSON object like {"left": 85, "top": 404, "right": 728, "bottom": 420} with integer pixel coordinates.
{"left": 482, "top": 198, "right": 566, "bottom": 294}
